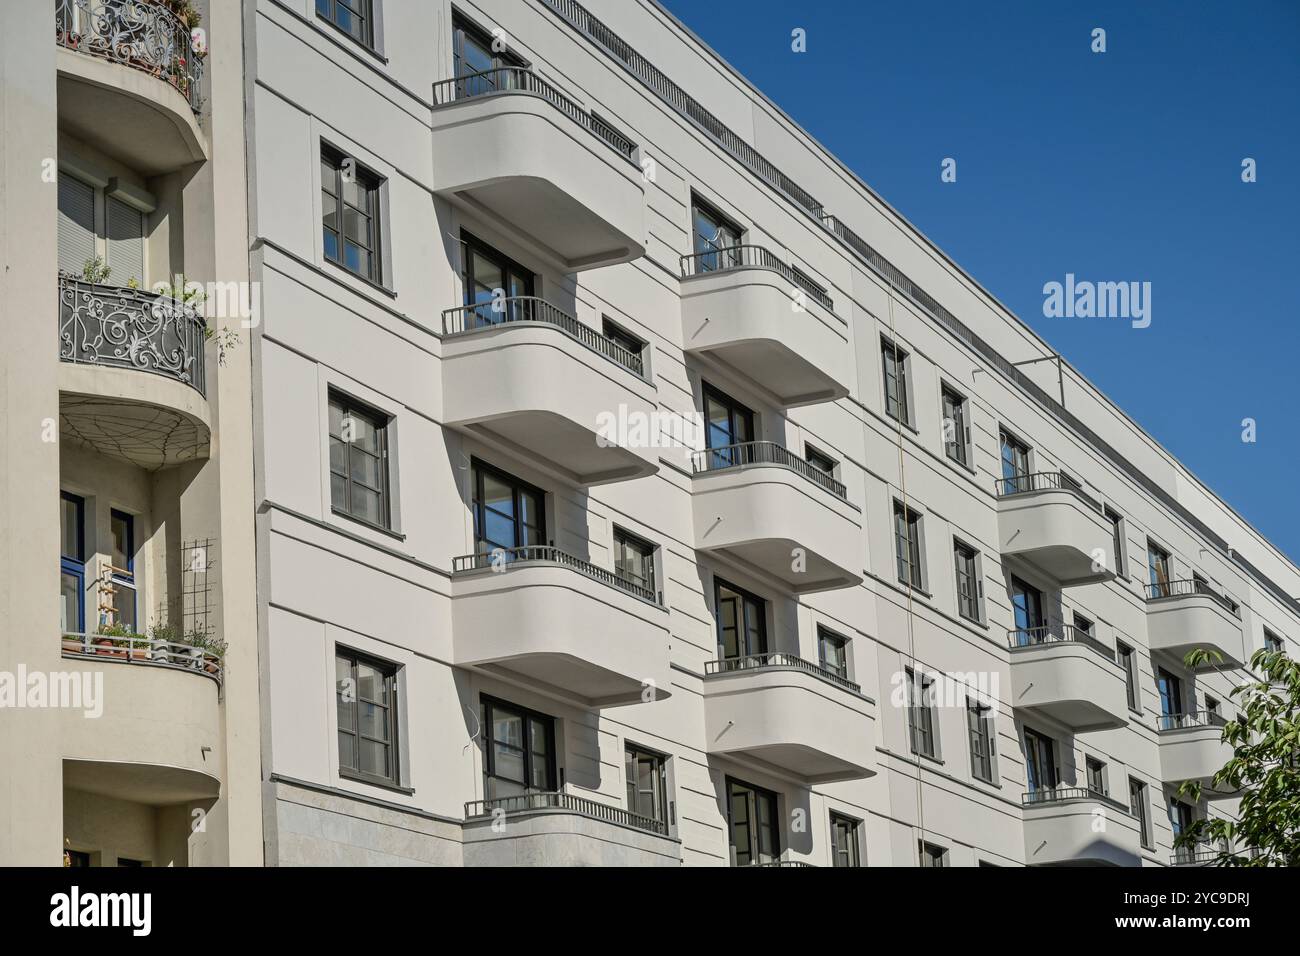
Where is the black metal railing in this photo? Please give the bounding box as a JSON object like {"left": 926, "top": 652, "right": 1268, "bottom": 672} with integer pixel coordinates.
{"left": 464, "top": 790, "right": 668, "bottom": 836}
{"left": 680, "top": 244, "right": 834, "bottom": 311}
{"left": 55, "top": 0, "right": 204, "bottom": 114}
{"left": 993, "top": 471, "right": 1103, "bottom": 512}
{"left": 1157, "top": 710, "right": 1229, "bottom": 732}
{"left": 451, "top": 545, "right": 659, "bottom": 604}
{"left": 61, "top": 631, "right": 222, "bottom": 684}
{"left": 1144, "top": 578, "right": 1240, "bottom": 615}
{"left": 691, "top": 441, "right": 847, "bottom": 500}
{"left": 705, "top": 651, "right": 860, "bottom": 695}
{"left": 432, "top": 66, "right": 636, "bottom": 163}
{"left": 1021, "top": 787, "right": 1129, "bottom": 812}
{"left": 441, "top": 296, "right": 644, "bottom": 377}
{"left": 746, "top": 860, "right": 817, "bottom": 868}
{"left": 1006, "top": 624, "right": 1116, "bottom": 662}
{"left": 58, "top": 275, "right": 207, "bottom": 396}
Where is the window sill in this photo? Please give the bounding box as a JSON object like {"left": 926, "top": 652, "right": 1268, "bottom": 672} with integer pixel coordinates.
{"left": 957, "top": 611, "right": 988, "bottom": 630}
{"left": 886, "top": 412, "right": 921, "bottom": 436}
{"left": 943, "top": 452, "right": 978, "bottom": 477}
{"left": 897, "top": 580, "right": 933, "bottom": 600}
{"left": 339, "top": 770, "right": 415, "bottom": 796}
{"left": 323, "top": 256, "right": 396, "bottom": 299}
{"left": 314, "top": 15, "right": 389, "bottom": 64}
{"left": 331, "top": 508, "right": 406, "bottom": 542}
{"left": 911, "top": 751, "right": 944, "bottom": 768}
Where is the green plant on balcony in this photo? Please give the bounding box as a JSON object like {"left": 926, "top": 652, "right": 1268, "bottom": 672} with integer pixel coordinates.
{"left": 148, "top": 621, "right": 226, "bottom": 674}
{"left": 81, "top": 256, "right": 111, "bottom": 284}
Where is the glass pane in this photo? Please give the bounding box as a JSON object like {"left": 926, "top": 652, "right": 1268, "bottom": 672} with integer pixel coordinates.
{"left": 359, "top": 737, "right": 389, "bottom": 777}
{"left": 322, "top": 191, "right": 338, "bottom": 231}
{"left": 60, "top": 572, "right": 81, "bottom": 633}
{"left": 349, "top": 448, "right": 382, "bottom": 489}
{"left": 111, "top": 586, "right": 136, "bottom": 632}
{"left": 481, "top": 473, "right": 513, "bottom": 514}
{"left": 359, "top": 701, "right": 389, "bottom": 740}
{"left": 337, "top": 730, "right": 356, "bottom": 770}
{"left": 60, "top": 497, "right": 81, "bottom": 559}
{"left": 356, "top": 662, "right": 384, "bottom": 702}
{"left": 328, "top": 436, "right": 347, "bottom": 475}
{"left": 330, "top": 473, "right": 348, "bottom": 512}
{"left": 111, "top": 513, "right": 131, "bottom": 571}
{"left": 351, "top": 486, "right": 382, "bottom": 524}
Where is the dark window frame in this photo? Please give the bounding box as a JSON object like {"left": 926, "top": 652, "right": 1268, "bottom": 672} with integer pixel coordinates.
{"left": 1023, "top": 727, "right": 1058, "bottom": 794}
{"left": 109, "top": 508, "right": 136, "bottom": 632}
{"left": 919, "top": 841, "right": 948, "bottom": 867}
{"left": 953, "top": 539, "right": 981, "bottom": 623}
{"left": 829, "top": 812, "right": 862, "bottom": 868}
{"left": 967, "top": 697, "right": 996, "bottom": 784}
{"left": 998, "top": 428, "right": 1032, "bottom": 495}
{"left": 335, "top": 646, "right": 401, "bottom": 788}
{"left": 481, "top": 695, "right": 557, "bottom": 801}
{"left": 881, "top": 337, "right": 911, "bottom": 425}
{"left": 940, "top": 383, "right": 970, "bottom": 467}
{"left": 601, "top": 316, "right": 646, "bottom": 363}
{"left": 1104, "top": 506, "right": 1126, "bottom": 577}
{"left": 60, "top": 491, "right": 87, "bottom": 634}
{"left": 315, "top": 0, "right": 377, "bottom": 50}
{"left": 805, "top": 444, "right": 838, "bottom": 477}
{"left": 894, "top": 500, "right": 924, "bottom": 589}
{"left": 725, "top": 776, "right": 780, "bottom": 867}
{"left": 1086, "top": 756, "right": 1107, "bottom": 796}
{"left": 816, "top": 625, "right": 850, "bottom": 681}
{"left": 714, "top": 576, "right": 768, "bottom": 660}
{"left": 1129, "top": 777, "right": 1153, "bottom": 849}
{"left": 1117, "top": 640, "right": 1140, "bottom": 711}
{"left": 612, "top": 526, "right": 657, "bottom": 599}
{"left": 470, "top": 458, "right": 547, "bottom": 557}
{"left": 907, "top": 667, "right": 938, "bottom": 759}
{"left": 624, "top": 743, "right": 670, "bottom": 829}
{"left": 328, "top": 390, "right": 392, "bottom": 530}
{"left": 702, "top": 382, "right": 756, "bottom": 467}
{"left": 321, "top": 143, "right": 384, "bottom": 284}
{"left": 690, "top": 194, "right": 743, "bottom": 267}
{"left": 460, "top": 230, "right": 535, "bottom": 323}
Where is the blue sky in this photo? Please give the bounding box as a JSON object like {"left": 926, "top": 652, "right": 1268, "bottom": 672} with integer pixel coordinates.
{"left": 660, "top": 0, "right": 1300, "bottom": 565}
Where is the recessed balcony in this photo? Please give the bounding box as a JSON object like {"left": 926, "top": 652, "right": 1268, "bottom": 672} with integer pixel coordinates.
{"left": 58, "top": 276, "right": 211, "bottom": 469}
{"left": 1158, "top": 712, "right": 1238, "bottom": 800}
{"left": 1021, "top": 788, "right": 1142, "bottom": 866}
{"left": 1007, "top": 626, "right": 1130, "bottom": 732}
{"left": 462, "top": 792, "right": 680, "bottom": 867}
{"left": 995, "top": 473, "right": 1116, "bottom": 586}
{"left": 431, "top": 68, "right": 645, "bottom": 271}
{"left": 690, "top": 442, "right": 862, "bottom": 593}
{"left": 1145, "top": 580, "right": 1246, "bottom": 669}
{"left": 701, "top": 653, "right": 876, "bottom": 784}
{"left": 55, "top": 0, "right": 208, "bottom": 175}
{"left": 440, "top": 298, "right": 658, "bottom": 485}
{"left": 449, "top": 546, "right": 672, "bottom": 708}
{"left": 679, "top": 246, "right": 850, "bottom": 407}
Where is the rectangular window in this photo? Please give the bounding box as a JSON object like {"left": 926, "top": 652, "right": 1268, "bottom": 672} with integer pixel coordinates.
{"left": 998, "top": 429, "right": 1031, "bottom": 495}
{"left": 953, "top": 541, "right": 981, "bottom": 623}
{"left": 481, "top": 697, "right": 556, "bottom": 801}
{"left": 316, "top": 0, "right": 374, "bottom": 49}
{"left": 941, "top": 385, "right": 970, "bottom": 466}
{"left": 817, "top": 626, "right": 849, "bottom": 681}
{"left": 703, "top": 383, "right": 755, "bottom": 468}
{"left": 918, "top": 841, "right": 948, "bottom": 867}
{"left": 907, "top": 668, "right": 937, "bottom": 759}
{"left": 601, "top": 317, "right": 645, "bottom": 364}
{"left": 714, "top": 577, "right": 767, "bottom": 660}
{"left": 459, "top": 231, "right": 534, "bottom": 327}
{"left": 109, "top": 509, "right": 136, "bottom": 633}
{"left": 894, "top": 501, "right": 923, "bottom": 589}
{"left": 805, "top": 445, "right": 837, "bottom": 477}
{"left": 60, "top": 492, "right": 86, "bottom": 634}
{"left": 1264, "top": 628, "right": 1283, "bottom": 656}
{"left": 881, "top": 338, "right": 911, "bottom": 424}
{"left": 1008, "top": 575, "right": 1044, "bottom": 645}
{"left": 1023, "top": 728, "right": 1057, "bottom": 794}
{"left": 1072, "top": 612, "right": 1094, "bottom": 639}
{"left": 1129, "top": 777, "right": 1152, "bottom": 849}
{"left": 613, "top": 527, "right": 656, "bottom": 598}
{"left": 1086, "top": 757, "right": 1107, "bottom": 796}
{"left": 328, "top": 392, "right": 390, "bottom": 529}
{"left": 625, "top": 745, "right": 669, "bottom": 830}
{"left": 471, "top": 459, "right": 546, "bottom": 558}
{"left": 452, "top": 13, "right": 525, "bottom": 90}
{"left": 1117, "top": 641, "right": 1140, "bottom": 711}
{"left": 727, "top": 778, "right": 779, "bottom": 867}
{"left": 829, "top": 813, "right": 861, "bottom": 868}
{"left": 335, "top": 648, "right": 399, "bottom": 787}
{"left": 321, "top": 144, "right": 383, "bottom": 283}
{"left": 1157, "top": 667, "right": 1183, "bottom": 720}
{"left": 1104, "top": 506, "right": 1126, "bottom": 577}
{"left": 967, "top": 698, "right": 996, "bottom": 784}
{"left": 1168, "top": 797, "right": 1195, "bottom": 859}
{"left": 1147, "top": 541, "right": 1171, "bottom": 597}
{"left": 690, "top": 196, "right": 742, "bottom": 271}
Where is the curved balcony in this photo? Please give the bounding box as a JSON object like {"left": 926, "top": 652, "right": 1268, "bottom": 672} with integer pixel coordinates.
{"left": 1007, "top": 626, "right": 1130, "bottom": 732}
{"left": 995, "top": 473, "right": 1116, "bottom": 586}
{"left": 58, "top": 276, "right": 210, "bottom": 468}
{"left": 679, "top": 246, "right": 850, "bottom": 407}
{"left": 440, "top": 299, "right": 657, "bottom": 485}
{"left": 431, "top": 68, "right": 645, "bottom": 271}
{"left": 55, "top": 0, "right": 208, "bottom": 175}
{"left": 450, "top": 546, "right": 672, "bottom": 708}
{"left": 1021, "top": 788, "right": 1142, "bottom": 866}
{"left": 690, "top": 442, "right": 862, "bottom": 593}
{"left": 1158, "top": 712, "right": 1239, "bottom": 800}
{"left": 1145, "top": 580, "right": 1246, "bottom": 669}
{"left": 701, "top": 653, "right": 876, "bottom": 783}
{"left": 463, "top": 792, "right": 680, "bottom": 867}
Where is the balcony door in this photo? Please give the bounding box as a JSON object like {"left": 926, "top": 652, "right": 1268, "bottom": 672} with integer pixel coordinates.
{"left": 714, "top": 577, "right": 766, "bottom": 661}
{"left": 480, "top": 697, "right": 555, "bottom": 803}
{"left": 1023, "top": 728, "right": 1058, "bottom": 795}
{"left": 460, "top": 233, "right": 533, "bottom": 328}
{"left": 470, "top": 460, "right": 545, "bottom": 560}
{"left": 703, "top": 384, "right": 754, "bottom": 469}
{"left": 999, "top": 430, "right": 1031, "bottom": 495}
{"left": 452, "top": 15, "right": 526, "bottom": 96}
{"left": 1008, "top": 575, "right": 1044, "bottom": 646}
{"left": 726, "top": 778, "right": 779, "bottom": 866}
{"left": 1157, "top": 667, "right": 1183, "bottom": 720}
{"left": 58, "top": 171, "right": 144, "bottom": 288}
{"left": 690, "top": 197, "right": 742, "bottom": 272}
{"left": 1147, "top": 542, "right": 1172, "bottom": 597}
{"left": 59, "top": 492, "right": 86, "bottom": 634}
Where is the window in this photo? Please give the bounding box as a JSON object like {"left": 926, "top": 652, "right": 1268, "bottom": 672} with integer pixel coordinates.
{"left": 1086, "top": 757, "right": 1107, "bottom": 796}
{"left": 481, "top": 697, "right": 555, "bottom": 801}
{"left": 1008, "top": 575, "right": 1043, "bottom": 645}
{"left": 1129, "top": 778, "right": 1152, "bottom": 848}
{"left": 1204, "top": 695, "right": 1221, "bottom": 722}
{"left": 829, "top": 814, "right": 861, "bottom": 867}
{"left": 335, "top": 648, "right": 399, "bottom": 787}
{"left": 321, "top": 144, "right": 383, "bottom": 283}
{"left": 625, "top": 745, "right": 669, "bottom": 830}
{"left": 967, "top": 698, "right": 996, "bottom": 784}
{"left": 601, "top": 317, "right": 645, "bottom": 364}
{"left": 906, "top": 668, "right": 938, "bottom": 759}
{"left": 881, "top": 338, "right": 911, "bottom": 425}
{"left": 328, "top": 392, "right": 391, "bottom": 529}
{"left": 918, "top": 841, "right": 948, "bottom": 868}
{"left": 714, "top": 577, "right": 767, "bottom": 660}
{"left": 953, "top": 541, "right": 981, "bottom": 623}
{"left": 1264, "top": 628, "right": 1284, "bottom": 656}
{"left": 613, "top": 528, "right": 656, "bottom": 598}
{"left": 817, "top": 626, "right": 849, "bottom": 681}
{"left": 1072, "top": 612, "right": 1094, "bottom": 639}
{"left": 1023, "top": 728, "right": 1057, "bottom": 794}
{"left": 805, "top": 445, "right": 837, "bottom": 477}
{"left": 58, "top": 172, "right": 146, "bottom": 287}
{"left": 316, "top": 0, "right": 374, "bottom": 48}
{"left": 703, "top": 383, "right": 755, "bottom": 468}
{"left": 1117, "top": 641, "right": 1140, "bottom": 711}
{"left": 109, "top": 510, "right": 136, "bottom": 632}
{"left": 460, "top": 232, "right": 534, "bottom": 327}
{"left": 1147, "top": 541, "right": 1171, "bottom": 597}
{"left": 471, "top": 459, "right": 545, "bottom": 558}
{"left": 60, "top": 492, "right": 86, "bottom": 634}
{"left": 690, "top": 196, "right": 742, "bottom": 271}
{"left": 1104, "top": 506, "right": 1126, "bottom": 577}
{"left": 894, "top": 501, "right": 923, "bottom": 589}
{"left": 941, "top": 385, "right": 970, "bottom": 466}
{"left": 452, "top": 14, "right": 526, "bottom": 93}
{"left": 1168, "top": 798, "right": 1195, "bottom": 858}
{"left": 998, "top": 429, "right": 1031, "bottom": 495}
{"left": 727, "top": 778, "right": 779, "bottom": 866}
{"left": 1156, "top": 667, "right": 1183, "bottom": 720}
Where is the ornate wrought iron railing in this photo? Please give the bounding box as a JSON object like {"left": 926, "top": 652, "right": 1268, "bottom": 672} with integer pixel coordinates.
{"left": 451, "top": 545, "right": 659, "bottom": 604}
{"left": 680, "top": 243, "right": 834, "bottom": 311}
{"left": 993, "top": 470, "right": 1103, "bottom": 512}
{"left": 1157, "top": 710, "right": 1229, "bottom": 732}
{"left": 1006, "top": 624, "right": 1117, "bottom": 663}
{"left": 465, "top": 790, "right": 668, "bottom": 836}
{"left": 705, "top": 651, "right": 861, "bottom": 695}
{"left": 61, "top": 630, "right": 222, "bottom": 684}
{"left": 691, "top": 440, "right": 847, "bottom": 500}
{"left": 55, "top": 0, "right": 204, "bottom": 114}
{"left": 58, "top": 276, "right": 207, "bottom": 396}
{"left": 442, "top": 296, "right": 644, "bottom": 377}
{"left": 432, "top": 66, "right": 636, "bottom": 164}
{"left": 1144, "top": 578, "right": 1240, "bottom": 615}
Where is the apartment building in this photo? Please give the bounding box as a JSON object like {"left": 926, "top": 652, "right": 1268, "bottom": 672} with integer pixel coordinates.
{"left": 0, "top": 0, "right": 260, "bottom": 865}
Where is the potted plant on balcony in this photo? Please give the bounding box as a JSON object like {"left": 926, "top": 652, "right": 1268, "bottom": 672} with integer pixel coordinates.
{"left": 91, "top": 622, "right": 135, "bottom": 659}
{"left": 81, "top": 256, "right": 111, "bottom": 285}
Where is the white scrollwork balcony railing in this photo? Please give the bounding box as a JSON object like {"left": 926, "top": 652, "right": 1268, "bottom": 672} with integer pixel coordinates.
{"left": 58, "top": 275, "right": 207, "bottom": 397}
{"left": 55, "top": 0, "right": 204, "bottom": 115}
